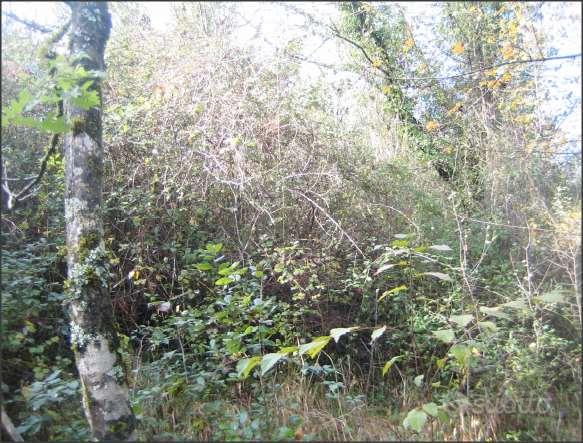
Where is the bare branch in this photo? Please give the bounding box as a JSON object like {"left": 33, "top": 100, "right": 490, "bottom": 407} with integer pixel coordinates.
{"left": 2, "top": 11, "right": 53, "bottom": 33}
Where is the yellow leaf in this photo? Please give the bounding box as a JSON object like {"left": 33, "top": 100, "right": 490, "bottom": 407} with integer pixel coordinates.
{"left": 372, "top": 58, "right": 382, "bottom": 68}
{"left": 508, "top": 20, "right": 519, "bottom": 38}
{"left": 501, "top": 71, "right": 512, "bottom": 83}
{"left": 426, "top": 120, "right": 440, "bottom": 132}
{"left": 501, "top": 43, "right": 515, "bottom": 60}
{"left": 485, "top": 68, "right": 498, "bottom": 77}
{"left": 381, "top": 85, "right": 393, "bottom": 95}
{"left": 452, "top": 41, "right": 465, "bottom": 55}
{"left": 447, "top": 102, "right": 463, "bottom": 115}
{"left": 404, "top": 38, "right": 415, "bottom": 52}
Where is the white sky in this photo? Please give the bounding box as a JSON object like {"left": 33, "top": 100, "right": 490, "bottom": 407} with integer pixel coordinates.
{"left": 2, "top": 1, "right": 581, "bottom": 145}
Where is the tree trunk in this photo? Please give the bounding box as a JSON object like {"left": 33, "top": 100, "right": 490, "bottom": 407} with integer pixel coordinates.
{"left": 63, "top": 2, "right": 135, "bottom": 440}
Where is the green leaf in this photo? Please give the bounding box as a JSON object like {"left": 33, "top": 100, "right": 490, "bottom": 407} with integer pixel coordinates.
{"left": 449, "top": 314, "right": 474, "bottom": 328}
{"left": 237, "top": 356, "right": 261, "bottom": 379}
{"left": 278, "top": 346, "right": 298, "bottom": 355}
{"left": 330, "top": 327, "right": 357, "bottom": 343}
{"left": 477, "top": 321, "right": 497, "bottom": 332}
{"left": 422, "top": 402, "right": 439, "bottom": 417}
{"left": 382, "top": 355, "right": 403, "bottom": 376}
{"left": 40, "top": 116, "right": 70, "bottom": 134}
{"left": 215, "top": 276, "right": 234, "bottom": 286}
{"left": 501, "top": 299, "right": 527, "bottom": 309}
{"left": 538, "top": 289, "right": 570, "bottom": 304}
{"left": 432, "top": 329, "right": 455, "bottom": 343}
{"left": 423, "top": 272, "right": 453, "bottom": 282}
{"left": 261, "top": 353, "right": 285, "bottom": 376}
{"left": 375, "top": 263, "right": 396, "bottom": 275}
{"left": 429, "top": 244, "right": 452, "bottom": 252}
{"left": 403, "top": 408, "right": 427, "bottom": 433}
{"left": 450, "top": 344, "right": 471, "bottom": 366}
{"left": 414, "top": 374, "right": 424, "bottom": 387}
{"left": 298, "top": 336, "right": 331, "bottom": 359}
{"left": 479, "top": 306, "right": 511, "bottom": 320}
{"left": 437, "top": 409, "right": 449, "bottom": 423}
{"left": 378, "top": 285, "right": 407, "bottom": 301}
{"left": 205, "top": 242, "right": 223, "bottom": 255}
{"left": 195, "top": 262, "right": 213, "bottom": 271}
{"left": 370, "top": 325, "right": 386, "bottom": 344}
{"left": 70, "top": 89, "right": 100, "bottom": 110}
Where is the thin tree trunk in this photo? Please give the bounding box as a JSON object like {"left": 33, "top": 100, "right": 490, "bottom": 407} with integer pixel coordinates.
{"left": 63, "top": 2, "right": 135, "bottom": 439}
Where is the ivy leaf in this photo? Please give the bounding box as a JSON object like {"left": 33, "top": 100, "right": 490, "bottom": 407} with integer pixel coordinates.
{"left": 370, "top": 325, "right": 386, "bottom": 344}
{"left": 382, "top": 355, "right": 403, "bottom": 376}
{"left": 236, "top": 356, "right": 261, "bottom": 379}
{"left": 298, "top": 336, "right": 331, "bottom": 359}
{"left": 429, "top": 244, "right": 452, "bottom": 252}
{"left": 477, "top": 321, "right": 497, "bottom": 332}
{"left": 432, "top": 329, "right": 455, "bottom": 343}
{"left": 70, "top": 89, "right": 100, "bottom": 110}
{"left": 422, "top": 402, "right": 439, "bottom": 417}
{"left": 195, "top": 262, "right": 213, "bottom": 271}
{"left": 375, "top": 263, "right": 396, "bottom": 275}
{"left": 403, "top": 408, "right": 427, "bottom": 433}
{"left": 278, "top": 346, "right": 298, "bottom": 355}
{"left": 261, "top": 353, "right": 285, "bottom": 376}
{"left": 378, "top": 285, "right": 407, "bottom": 301}
{"left": 479, "top": 306, "right": 511, "bottom": 320}
{"left": 215, "top": 276, "right": 234, "bottom": 286}
{"left": 423, "top": 272, "right": 453, "bottom": 282}
{"left": 449, "top": 314, "right": 474, "bottom": 328}
{"left": 330, "top": 327, "right": 357, "bottom": 343}
{"left": 450, "top": 344, "right": 471, "bottom": 366}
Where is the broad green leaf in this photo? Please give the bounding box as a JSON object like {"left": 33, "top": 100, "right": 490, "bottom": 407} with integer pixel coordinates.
{"left": 261, "top": 353, "right": 285, "bottom": 376}
{"left": 375, "top": 263, "right": 396, "bottom": 275}
{"left": 330, "top": 327, "right": 357, "bottom": 343}
{"left": 370, "top": 325, "right": 386, "bottom": 344}
{"left": 422, "top": 402, "right": 439, "bottom": 417}
{"left": 215, "top": 276, "right": 234, "bottom": 286}
{"left": 414, "top": 374, "right": 424, "bottom": 387}
{"left": 378, "top": 285, "right": 407, "bottom": 301}
{"left": 501, "top": 299, "right": 527, "bottom": 309}
{"left": 403, "top": 408, "right": 427, "bottom": 433}
{"left": 437, "top": 408, "right": 449, "bottom": 423}
{"left": 432, "top": 329, "right": 455, "bottom": 343}
{"left": 236, "top": 356, "right": 261, "bottom": 379}
{"left": 538, "top": 289, "right": 570, "bottom": 304}
{"left": 424, "top": 272, "right": 453, "bottom": 282}
{"left": 477, "top": 321, "right": 497, "bottom": 332}
{"left": 479, "top": 306, "right": 511, "bottom": 320}
{"left": 450, "top": 344, "right": 471, "bottom": 366}
{"left": 70, "top": 89, "right": 100, "bottom": 110}
{"left": 278, "top": 346, "right": 298, "bottom": 355}
{"left": 195, "top": 262, "right": 213, "bottom": 271}
{"left": 449, "top": 314, "right": 474, "bottom": 328}
{"left": 205, "top": 242, "right": 223, "bottom": 255}
{"left": 40, "top": 116, "right": 70, "bottom": 133}
{"left": 298, "top": 336, "right": 331, "bottom": 359}
{"left": 429, "top": 244, "right": 452, "bottom": 252}
{"left": 253, "top": 270, "right": 265, "bottom": 278}
{"left": 382, "top": 355, "right": 403, "bottom": 376}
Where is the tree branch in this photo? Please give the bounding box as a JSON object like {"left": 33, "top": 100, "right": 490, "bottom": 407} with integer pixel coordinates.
{"left": 331, "top": 26, "right": 581, "bottom": 83}
{"left": 1, "top": 407, "right": 23, "bottom": 442}
{"left": 2, "top": 11, "right": 53, "bottom": 33}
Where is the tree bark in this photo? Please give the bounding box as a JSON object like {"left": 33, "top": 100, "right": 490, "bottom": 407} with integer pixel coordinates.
{"left": 63, "top": 2, "right": 135, "bottom": 440}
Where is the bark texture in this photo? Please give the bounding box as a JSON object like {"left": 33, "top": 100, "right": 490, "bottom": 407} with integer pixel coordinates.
{"left": 64, "top": 2, "right": 135, "bottom": 440}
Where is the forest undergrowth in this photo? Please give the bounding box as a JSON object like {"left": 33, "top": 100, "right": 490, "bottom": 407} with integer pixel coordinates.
{"left": 1, "top": 2, "right": 581, "bottom": 441}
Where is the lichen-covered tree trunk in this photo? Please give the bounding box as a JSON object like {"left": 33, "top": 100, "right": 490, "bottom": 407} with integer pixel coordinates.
{"left": 63, "top": 2, "right": 135, "bottom": 440}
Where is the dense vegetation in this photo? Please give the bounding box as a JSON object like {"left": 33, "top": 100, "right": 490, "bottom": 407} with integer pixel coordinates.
{"left": 1, "top": 2, "right": 581, "bottom": 441}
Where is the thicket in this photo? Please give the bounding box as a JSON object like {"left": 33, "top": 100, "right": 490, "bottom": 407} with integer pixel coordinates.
{"left": 2, "top": 2, "right": 581, "bottom": 441}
